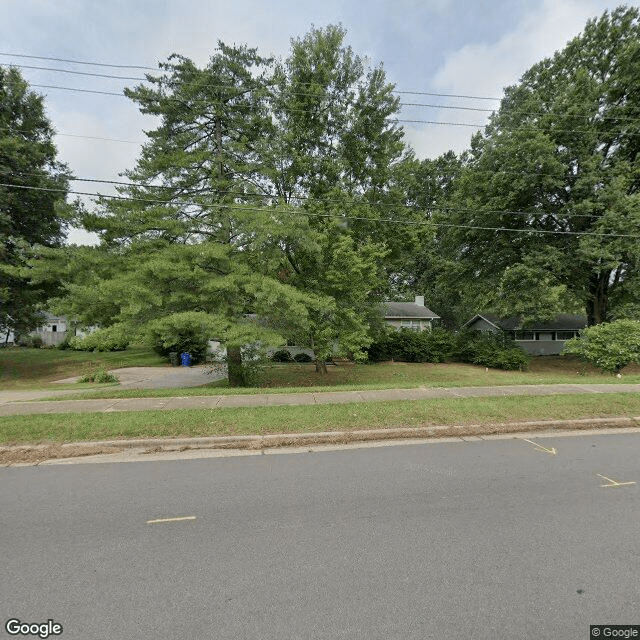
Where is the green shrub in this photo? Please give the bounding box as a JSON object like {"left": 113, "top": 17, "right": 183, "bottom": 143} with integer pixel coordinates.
{"left": 367, "top": 328, "right": 457, "bottom": 363}
{"left": 293, "top": 352, "right": 313, "bottom": 363}
{"left": 562, "top": 320, "right": 640, "bottom": 374}
{"left": 78, "top": 369, "right": 119, "bottom": 383}
{"left": 16, "top": 335, "right": 44, "bottom": 348}
{"left": 271, "top": 349, "right": 294, "bottom": 362}
{"left": 367, "top": 327, "right": 528, "bottom": 370}
{"left": 145, "top": 312, "right": 216, "bottom": 364}
{"left": 455, "top": 329, "right": 529, "bottom": 371}
{"left": 69, "top": 325, "right": 130, "bottom": 352}
{"left": 56, "top": 335, "right": 72, "bottom": 350}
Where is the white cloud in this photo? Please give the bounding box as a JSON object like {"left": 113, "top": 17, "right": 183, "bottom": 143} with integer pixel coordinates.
{"left": 433, "top": 0, "right": 610, "bottom": 99}
{"left": 403, "top": 122, "right": 478, "bottom": 161}
{"left": 407, "top": 0, "right": 617, "bottom": 158}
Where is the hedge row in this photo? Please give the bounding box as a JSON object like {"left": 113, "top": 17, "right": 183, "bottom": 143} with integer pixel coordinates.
{"left": 366, "top": 328, "right": 529, "bottom": 370}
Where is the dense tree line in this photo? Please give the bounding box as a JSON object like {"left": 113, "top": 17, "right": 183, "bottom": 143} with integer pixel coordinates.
{"left": 4, "top": 7, "right": 639, "bottom": 383}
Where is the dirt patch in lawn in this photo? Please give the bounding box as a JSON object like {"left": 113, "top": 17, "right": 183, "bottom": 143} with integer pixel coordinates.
{"left": 0, "top": 443, "right": 123, "bottom": 465}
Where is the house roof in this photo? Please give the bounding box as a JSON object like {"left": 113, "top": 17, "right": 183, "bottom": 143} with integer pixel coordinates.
{"left": 465, "top": 313, "right": 587, "bottom": 331}
{"left": 384, "top": 301, "right": 440, "bottom": 320}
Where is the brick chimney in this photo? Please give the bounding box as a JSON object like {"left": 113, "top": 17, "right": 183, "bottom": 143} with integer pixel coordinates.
{"left": 415, "top": 295, "right": 424, "bottom": 306}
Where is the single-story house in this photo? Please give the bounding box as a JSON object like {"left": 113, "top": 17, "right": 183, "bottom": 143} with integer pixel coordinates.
{"left": 206, "top": 296, "right": 440, "bottom": 360}
{"left": 30, "top": 312, "right": 70, "bottom": 346}
{"left": 383, "top": 296, "right": 440, "bottom": 332}
{"left": 463, "top": 313, "right": 587, "bottom": 355}
{"left": 3, "top": 313, "right": 97, "bottom": 347}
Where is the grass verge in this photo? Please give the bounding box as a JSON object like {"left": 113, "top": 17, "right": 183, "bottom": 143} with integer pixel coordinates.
{"left": 2, "top": 393, "right": 640, "bottom": 446}
{"left": 0, "top": 346, "right": 165, "bottom": 390}
{"left": 34, "top": 357, "right": 640, "bottom": 401}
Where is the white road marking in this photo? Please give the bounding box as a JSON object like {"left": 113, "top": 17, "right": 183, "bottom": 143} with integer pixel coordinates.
{"left": 146, "top": 516, "right": 197, "bottom": 524}
{"left": 596, "top": 473, "right": 635, "bottom": 488}
{"left": 521, "top": 438, "right": 557, "bottom": 455}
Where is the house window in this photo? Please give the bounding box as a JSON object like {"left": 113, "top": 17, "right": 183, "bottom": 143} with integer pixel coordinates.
{"left": 400, "top": 320, "right": 421, "bottom": 331}
{"left": 52, "top": 325, "right": 57, "bottom": 332}
{"left": 556, "top": 331, "right": 576, "bottom": 340}
{"left": 536, "top": 332, "right": 553, "bottom": 341}
{"left": 514, "top": 331, "right": 535, "bottom": 340}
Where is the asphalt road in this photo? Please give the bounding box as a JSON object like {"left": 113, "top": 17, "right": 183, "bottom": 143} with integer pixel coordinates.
{"left": 2, "top": 432, "right": 639, "bottom": 639}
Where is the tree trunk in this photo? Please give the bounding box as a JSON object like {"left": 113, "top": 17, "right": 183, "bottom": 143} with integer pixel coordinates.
{"left": 315, "top": 359, "right": 328, "bottom": 375}
{"left": 586, "top": 272, "right": 610, "bottom": 326}
{"left": 227, "top": 346, "right": 244, "bottom": 386}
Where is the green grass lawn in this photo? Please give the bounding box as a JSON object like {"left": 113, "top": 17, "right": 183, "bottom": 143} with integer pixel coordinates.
{"left": 0, "top": 346, "right": 165, "bottom": 390}
{"left": 35, "top": 356, "right": 640, "bottom": 401}
{"left": 2, "top": 347, "right": 640, "bottom": 400}
{"left": 1, "top": 392, "right": 639, "bottom": 445}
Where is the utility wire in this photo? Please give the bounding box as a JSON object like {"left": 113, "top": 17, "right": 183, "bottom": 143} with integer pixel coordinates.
{"left": 1, "top": 182, "right": 636, "bottom": 238}
{"left": 0, "top": 52, "right": 501, "bottom": 100}
{"left": 11, "top": 81, "right": 635, "bottom": 133}
{"left": 0, "top": 125, "right": 143, "bottom": 144}
{"left": 3, "top": 63, "right": 146, "bottom": 81}
{"left": 0, "top": 169, "right": 607, "bottom": 220}
{"left": 12, "top": 82, "right": 638, "bottom": 134}
{"left": 0, "top": 52, "right": 157, "bottom": 70}
{"left": 6, "top": 63, "right": 639, "bottom": 124}
{"left": 0, "top": 148, "right": 607, "bottom": 197}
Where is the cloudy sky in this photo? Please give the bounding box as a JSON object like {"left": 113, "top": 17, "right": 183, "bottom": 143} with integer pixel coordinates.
{"left": 1, "top": 0, "right": 626, "bottom": 243}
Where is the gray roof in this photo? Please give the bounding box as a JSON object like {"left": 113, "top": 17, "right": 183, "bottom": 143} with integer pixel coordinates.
{"left": 384, "top": 301, "right": 440, "bottom": 320}
{"left": 466, "top": 313, "right": 587, "bottom": 331}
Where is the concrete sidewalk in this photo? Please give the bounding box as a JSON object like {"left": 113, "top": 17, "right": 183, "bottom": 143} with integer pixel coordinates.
{"left": 0, "top": 383, "right": 639, "bottom": 417}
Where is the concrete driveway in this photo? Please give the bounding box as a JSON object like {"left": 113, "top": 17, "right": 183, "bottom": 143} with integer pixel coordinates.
{"left": 0, "top": 365, "right": 227, "bottom": 403}
{"left": 61, "top": 365, "right": 227, "bottom": 390}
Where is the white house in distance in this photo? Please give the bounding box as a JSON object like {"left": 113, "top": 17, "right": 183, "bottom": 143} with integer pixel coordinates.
{"left": 383, "top": 296, "right": 440, "bottom": 331}
{"left": 4, "top": 313, "right": 97, "bottom": 347}
{"left": 463, "top": 313, "right": 587, "bottom": 355}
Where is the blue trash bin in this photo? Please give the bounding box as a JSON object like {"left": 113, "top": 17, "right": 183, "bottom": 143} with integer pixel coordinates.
{"left": 180, "top": 352, "right": 192, "bottom": 367}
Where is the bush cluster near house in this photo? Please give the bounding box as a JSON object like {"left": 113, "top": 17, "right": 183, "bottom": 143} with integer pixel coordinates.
{"left": 68, "top": 325, "right": 130, "bottom": 352}
{"left": 367, "top": 328, "right": 529, "bottom": 370}
{"left": 145, "top": 312, "right": 214, "bottom": 364}
{"left": 271, "top": 350, "right": 294, "bottom": 363}
{"left": 15, "top": 335, "right": 44, "bottom": 349}
{"left": 562, "top": 320, "right": 640, "bottom": 374}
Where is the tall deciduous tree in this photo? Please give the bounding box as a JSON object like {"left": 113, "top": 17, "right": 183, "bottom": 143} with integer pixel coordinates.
{"left": 264, "top": 25, "right": 409, "bottom": 368}
{"left": 439, "top": 6, "right": 640, "bottom": 325}
{"left": 0, "top": 68, "right": 70, "bottom": 340}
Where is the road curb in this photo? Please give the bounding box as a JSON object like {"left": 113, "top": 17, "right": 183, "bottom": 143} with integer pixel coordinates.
{"left": 2, "top": 416, "right": 639, "bottom": 461}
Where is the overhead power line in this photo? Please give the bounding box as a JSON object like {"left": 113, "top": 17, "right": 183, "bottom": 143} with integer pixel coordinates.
{"left": 4, "top": 63, "right": 146, "bottom": 82}
{"left": 11, "top": 80, "right": 637, "bottom": 135}
{"left": 0, "top": 125, "right": 143, "bottom": 144}
{"left": 0, "top": 51, "right": 157, "bottom": 71}
{"left": 1, "top": 181, "right": 636, "bottom": 239}
{"left": 30, "top": 83, "right": 125, "bottom": 97}
{"left": 0, "top": 52, "right": 501, "bottom": 101}
{"left": 6, "top": 63, "right": 639, "bottom": 124}
{"left": 0, "top": 169, "right": 606, "bottom": 219}
{"left": 3, "top": 79, "right": 632, "bottom": 132}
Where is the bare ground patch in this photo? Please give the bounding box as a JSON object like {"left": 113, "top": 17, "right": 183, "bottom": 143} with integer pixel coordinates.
{"left": 0, "top": 443, "right": 123, "bottom": 466}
